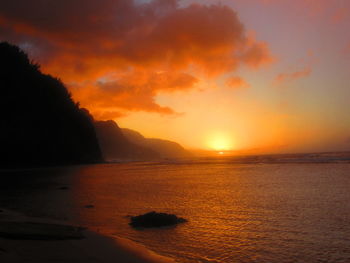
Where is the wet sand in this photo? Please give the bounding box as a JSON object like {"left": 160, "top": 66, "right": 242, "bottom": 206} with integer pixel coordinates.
{"left": 0, "top": 208, "right": 175, "bottom": 263}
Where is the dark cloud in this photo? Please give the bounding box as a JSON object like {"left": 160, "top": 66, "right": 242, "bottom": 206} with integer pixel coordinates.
{"left": 0, "top": 0, "right": 273, "bottom": 118}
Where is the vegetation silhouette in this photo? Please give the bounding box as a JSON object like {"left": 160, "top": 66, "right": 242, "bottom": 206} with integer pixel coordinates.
{"left": 0, "top": 42, "right": 102, "bottom": 168}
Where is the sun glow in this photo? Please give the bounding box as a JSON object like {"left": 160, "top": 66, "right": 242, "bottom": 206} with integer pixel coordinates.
{"left": 206, "top": 132, "right": 234, "bottom": 151}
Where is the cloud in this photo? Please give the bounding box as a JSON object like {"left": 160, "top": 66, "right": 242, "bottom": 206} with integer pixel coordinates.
{"left": 93, "top": 110, "right": 126, "bottom": 121}
{"left": 331, "top": 7, "right": 349, "bottom": 24}
{"left": 94, "top": 70, "right": 197, "bottom": 114}
{"left": 274, "top": 67, "right": 312, "bottom": 86}
{"left": 226, "top": 76, "right": 250, "bottom": 89}
{"left": 0, "top": 0, "right": 273, "bottom": 118}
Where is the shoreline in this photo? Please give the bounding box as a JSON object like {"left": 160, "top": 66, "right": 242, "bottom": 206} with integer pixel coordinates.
{"left": 0, "top": 208, "right": 175, "bottom": 263}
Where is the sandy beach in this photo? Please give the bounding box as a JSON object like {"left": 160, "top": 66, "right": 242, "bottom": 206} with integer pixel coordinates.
{"left": 0, "top": 208, "right": 175, "bottom": 263}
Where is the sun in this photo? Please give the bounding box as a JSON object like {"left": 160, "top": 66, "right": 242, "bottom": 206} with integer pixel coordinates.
{"left": 206, "top": 132, "right": 234, "bottom": 151}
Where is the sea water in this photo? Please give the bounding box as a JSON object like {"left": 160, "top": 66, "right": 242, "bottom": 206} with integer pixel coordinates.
{"left": 1, "top": 153, "right": 350, "bottom": 262}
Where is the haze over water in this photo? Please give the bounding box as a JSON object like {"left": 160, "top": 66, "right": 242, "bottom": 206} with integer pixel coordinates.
{"left": 1, "top": 153, "right": 350, "bottom": 263}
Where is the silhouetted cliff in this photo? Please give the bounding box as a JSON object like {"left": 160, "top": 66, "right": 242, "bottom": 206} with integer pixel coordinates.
{"left": 95, "top": 120, "right": 190, "bottom": 160}
{"left": 122, "top": 128, "right": 192, "bottom": 159}
{"left": 94, "top": 120, "right": 159, "bottom": 161}
{"left": 0, "top": 42, "right": 102, "bottom": 168}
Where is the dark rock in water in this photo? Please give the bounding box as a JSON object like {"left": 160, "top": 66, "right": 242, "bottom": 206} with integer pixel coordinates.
{"left": 84, "top": 204, "right": 94, "bottom": 208}
{"left": 130, "top": 211, "right": 187, "bottom": 228}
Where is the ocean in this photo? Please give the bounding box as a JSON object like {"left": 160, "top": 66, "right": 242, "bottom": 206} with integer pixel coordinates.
{"left": 1, "top": 152, "right": 350, "bottom": 262}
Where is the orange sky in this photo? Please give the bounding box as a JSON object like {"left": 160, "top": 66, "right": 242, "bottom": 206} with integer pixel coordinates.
{"left": 1, "top": 0, "right": 349, "bottom": 153}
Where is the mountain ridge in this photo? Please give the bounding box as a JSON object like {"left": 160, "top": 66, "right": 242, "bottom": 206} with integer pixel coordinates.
{"left": 121, "top": 128, "right": 192, "bottom": 159}
{"left": 94, "top": 120, "right": 191, "bottom": 161}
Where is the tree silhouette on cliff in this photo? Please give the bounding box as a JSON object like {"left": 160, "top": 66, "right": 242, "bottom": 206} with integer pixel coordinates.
{"left": 0, "top": 42, "right": 102, "bottom": 167}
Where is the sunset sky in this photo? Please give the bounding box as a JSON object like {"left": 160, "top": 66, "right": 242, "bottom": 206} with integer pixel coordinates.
{"left": 1, "top": 0, "right": 349, "bottom": 153}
